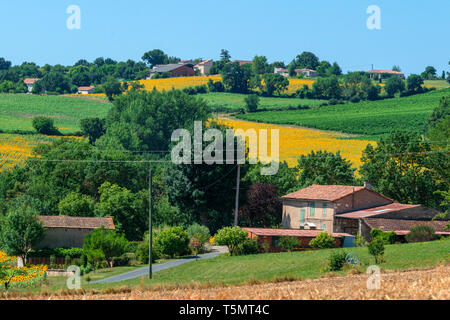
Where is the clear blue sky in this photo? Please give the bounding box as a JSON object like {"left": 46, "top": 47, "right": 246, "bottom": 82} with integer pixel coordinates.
{"left": 1, "top": 0, "right": 449, "bottom": 75}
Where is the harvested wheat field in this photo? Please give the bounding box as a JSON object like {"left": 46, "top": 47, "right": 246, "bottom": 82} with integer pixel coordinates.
{"left": 10, "top": 264, "right": 449, "bottom": 300}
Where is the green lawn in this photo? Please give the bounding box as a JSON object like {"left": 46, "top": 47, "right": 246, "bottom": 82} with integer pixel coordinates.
{"left": 0, "top": 94, "right": 111, "bottom": 134}
{"left": 424, "top": 79, "right": 450, "bottom": 90}
{"left": 197, "top": 92, "right": 327, "bottom": 112}
{"left": 236, "top": 88, "right": 450, "bottom": 140}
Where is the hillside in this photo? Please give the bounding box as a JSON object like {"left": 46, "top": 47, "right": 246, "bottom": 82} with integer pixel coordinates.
{"left": 236, "top": 88, "right": 450, "bottom": 140}
{"left": 0, "top": 94, "right": 111, "bottom": 134}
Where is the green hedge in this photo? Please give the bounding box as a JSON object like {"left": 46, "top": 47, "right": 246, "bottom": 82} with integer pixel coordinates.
{"left": 28, "top": 248, "right": 84, "bottom": 258}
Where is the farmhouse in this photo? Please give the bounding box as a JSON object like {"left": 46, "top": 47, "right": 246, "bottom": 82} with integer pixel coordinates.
{"left": 194, "top": 59, "right": 213, "bottom": 76}
{"left": 23, "top": 78, "right": 41, "bottom": 92}
{"left": 274, "top": 68, "right": 289, "bottom": 77}
{"left": 295, "top": 68, "right": 317, "bottom": 77}
{"left": 243, "top": 227, "right": 354, "bottom": 253}
{"left": 281, "top": 184, "right": 447, "bottom": 241}
{"left": 148, "top": 63, "right": 195, "bottom": 79}
{"left": 234, "top": 60, "right": 253, "bottom": 66}
{"left": 363, "top": 69, "right": 405, "bottom": 79}
{"left": 77, "top": 86, "right": 96, "bottom": 94}
{"left": 34, "top": 215, "right": 115, "bottom": 250}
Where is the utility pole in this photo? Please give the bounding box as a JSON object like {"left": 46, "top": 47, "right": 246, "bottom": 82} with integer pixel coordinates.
{"left": 148, "top": 168, "right": 153, "bottom": 279}
{"left": 234, "top": 164, "right": 241, "bottom": 226}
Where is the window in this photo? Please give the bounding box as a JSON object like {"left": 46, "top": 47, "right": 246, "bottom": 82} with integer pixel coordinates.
{"left": 323, "top": 203, "right": 327, "bottom": 217}
{"left": 300, "top": 208, "right": 305, "bottom": 224}
{"left": 322, "top": 224, "right": 326, "bottom": 231}
{"left": 310, "top": 203, "right": 315, "bottom": 216}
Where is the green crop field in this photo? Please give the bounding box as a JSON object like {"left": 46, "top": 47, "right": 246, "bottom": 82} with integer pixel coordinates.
{"left": 0, "top": 94, "right": 111, "bottom": 134}
{"left": 197, "top": 92, "right": 327, "bottom": 112}
{"left": 236, "top": 88, "right": 450, "bottom": 140}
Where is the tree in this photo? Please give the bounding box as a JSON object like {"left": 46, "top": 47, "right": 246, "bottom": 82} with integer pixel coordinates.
{"left": 58, "top": 192, "right": 95, "bottom": 217}
{"left": 0, "top": 58, "right": 11, "bottom": 70}
{"left": 392, "top": 65, "right": 401, "bottom": 72}
{"left": 421, "top": 66, "right": 437, "bottom": 80}
{"left": 80, "top": 117, "right": 105, "bottom": 144}
{"left": 262, "top": 73, "right": 289, "bottom": 96}
{"left": 329, "top": 62, "right": 342, "bottom": 76}
{"left": 405, "top": 225, "right": 437, "bottom": 243}
{"left": 244, "top": 94, "right": 259, "bottom": 112}
{"left": 94, "top": 182, "right": 148, "bottom": 241}
{"left": 252, "top": 55, "right": 270, "bottom": 75}
{"left": 239, "top": 184, "right": 282, "bottom": 228}
{"left": 82, "top": 226, "right": 128, "bottom": 267}
{"left": 360, "top": 131, "right": 446, "bottom": 209}
{"left": 367, "top": 237, "right": 384, "bottom": 264}
{"left": 361, "top": 78, "right": 380, "bottom": 100}
{"left": 309, "top": 232, "right": 336, "bottom": 249}
{"left": 142, "top": 49, "right": 168, "bottom": 67}
{"left": 385, "top": 76, "right": 405, "bottom": 97}
{"left": 316, "top": 61, "right": 332, "bottom": 77}
{"left": 154, "top": 226, "right": 190, "bottom": 258}
{"left": 186, "top": 223, "right": 211, "bottom": 244}
{"left": 0, "top": 207, "right": 45, "bottom": 265}
{"left": 220, "top": 49, "right": 231, "bottom": 62}
{"left": 221, "top": 62, "right": 251, "bottom": 93}
{"left": 245, "top": 161, "right": 298, "bottom": 196}
{"left": 32, "top": 116, "right": 60, "bottom": 135}
{"left": 102, "top": 76, "right": 124, "bottom": 101}
{"left": 406, "top": 74, "right": 424, "bottom": 92}
{"left": 296, "top": 151, "right": 355, "bottom": 188}
{"left": 312, "top": 76, "right": 342, "bottom": 99}
{"left": 214, "top": 227, "right": 248, "bottom": 256}
{"left": 292, "top": 52, "right": 320, "bottom": 70}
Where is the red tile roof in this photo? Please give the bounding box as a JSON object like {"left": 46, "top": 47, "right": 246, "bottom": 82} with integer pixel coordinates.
{"left": 38, "top": 216, "right": 115, "bottom": 230}
{"left": 196, "top": 59, "right": 212, "bottom": 65}
{"left": 363, "top": 217, "right": 449, "bottom": 233}
{"left": 23, "top": 78, "right": 41, "bottom": 85}
{"left": 234, "top": 60, "right": 253, "bottom": 66}
{"left": 365, "top": 70, "right": 404, "bottom": 75}
{"left": 337, "top": 203, "right": 420, "bottom": 219}
{"left": 242, "top": 227, "right": 353, "bottom": 238}
{"left": 282, "top": 184, "right": 367, "bottom": 202}
{"left": 78, "top": 86, "right": 95, "bottom": 91}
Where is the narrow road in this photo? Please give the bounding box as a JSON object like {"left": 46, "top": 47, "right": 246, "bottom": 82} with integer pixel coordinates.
{"left": 91, "top": 247, "right": 227, "bottom": 284}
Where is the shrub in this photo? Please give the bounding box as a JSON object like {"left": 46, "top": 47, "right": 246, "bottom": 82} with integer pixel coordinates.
{"left": 279, "top": 236, "right": 301, "bottom": 252}
{"left": 244, "top": 94, "right": 260, "bottom": 112}
{"left": 154, "top": 227, "right": 190, "bottom": 258}
{"left": 235, "top": 238, "right": 259, "bottom": 256}
{"left": 370, "top": 229, "right": 396, "bottom": 244}
{"left": 328, "top": 250, "right": 347, "bottom": 271}
{"left": 135, "top": 232, "right": 159, "bottom": 264}
{"left": 214, "top": 227, "right": 248, "bottom": 256}
{"left": 111, "top": 254, "right": 130, "bottom": 267}
{"left": 187, "top": 223, "right": 211, "bottom": 244}
{"left": 309, "top": 232, "right": 336, "bottom": 249}
{"left": 406, "top": 225, "right": 438, "bottom": 243}
{"left": 32, "top": 116, "right": 60, "bottom": 135}
{"left": 349, "top": 95, "right": 361, "bottom": 103}
{"left": 368, "top": 237, "right": 385, "bottom": 264}
{"left": 355, "top": 232, "right": 368, "bottom": 247}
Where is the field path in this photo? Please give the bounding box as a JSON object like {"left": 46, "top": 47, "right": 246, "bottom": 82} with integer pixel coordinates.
{"left": 91, "top": 246, "right": 228, "bottom": 284}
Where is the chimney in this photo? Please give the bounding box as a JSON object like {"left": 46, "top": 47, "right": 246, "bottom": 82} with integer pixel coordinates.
{"left": 364, "top": 181, "right": 372, "bottom": 190}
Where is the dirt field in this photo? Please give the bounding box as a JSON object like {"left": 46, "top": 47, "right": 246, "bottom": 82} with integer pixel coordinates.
{"left": 5, "top": 264, "right": 449, "bottom": 300}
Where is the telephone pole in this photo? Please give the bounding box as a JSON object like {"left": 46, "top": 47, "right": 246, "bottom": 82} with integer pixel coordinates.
{"left": 234, "top": 164, "right": 241, "bottom": 226}
{"left": 148, "top": 168, "right": 153, "bottom": 279}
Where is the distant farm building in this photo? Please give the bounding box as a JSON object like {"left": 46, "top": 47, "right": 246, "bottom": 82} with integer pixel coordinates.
{"left": 234, "top": 60, "right": 253, "bottom": 66}
{"left": 194, "top": 59, "right": 214, "bottom": 76}
{"left": 77, "top": 86, "right": 96, "bottom": 94}
{"left": 295, "top": 69, "right": 317, "bottom": 77}
{"left": 148, "top": 62, "right": 195, "bottom": 79}
{"left": 23, "top": 78, "right": 41, "bottom": 92}
{"left": 274, "top": 68, "right": 289, "bottom": 77}
{"left": 34, "top": 216, "right": 115, "bottom": 250}
{"left": 362, "top": 70, "right": 405, "bottom": 79}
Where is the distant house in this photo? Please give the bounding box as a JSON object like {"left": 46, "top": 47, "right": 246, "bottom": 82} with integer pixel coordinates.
{"left": 34, "top": 216, "right": 115, "bottom": 250}
{"left": 243, "top": 228, "right": 354, "bottom": 253}
{"left": 194, "top": 59, "right": 214, "bottom": 76}
{"left": 362, "top": 70, "right": 405, "bottom": 79}
{"left": 274, "top": 68, "right": 289, "bottom": 77}
{"left": 295, "top": 69, "right": 317, "bottom": 77}
{"left": 148, "top": 63, "right": 195, "bottom": 79}
{"left": 77, "top": 86, "right": 96, "bottom": 94}
{"left": 234, "top": 60, "right": 253, "bottom": 67}
{"left": 281, "top": 184, "right": 448, "bottom": 241}
{"left": 23, "top": 78, "right": 41, "bottom": 92}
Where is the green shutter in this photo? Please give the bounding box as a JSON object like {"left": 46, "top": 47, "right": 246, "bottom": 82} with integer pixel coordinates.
{"left": 310, "top": 203, "right": 315, "bottom": 216}
{"left": 323, "top": 203, "right": 327, "bottom": 217}
{"left": 300, "top": 208, "right": 305, "bottom": 224}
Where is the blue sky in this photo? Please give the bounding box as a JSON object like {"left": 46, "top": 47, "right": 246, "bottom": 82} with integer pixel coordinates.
{"left": 1, "top": 0, "right": 449, "bottom": 75}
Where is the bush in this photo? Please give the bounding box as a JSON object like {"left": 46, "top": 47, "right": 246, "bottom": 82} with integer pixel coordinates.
{"left": 309, "top": 232, "right": 336, "bottom": 249}
{"left": 279, "top": 236, "right": 301, "bottom": 252}
{"left": 368, "top": 237, "right": 385, "bottom": 264}
{"left": 370, "top": 229, "right": 396, "bottom": 244}
{"left": 244, "top": 94, "right": 260, "bottom": 112}
{"left": 154, "top": 226, "right": 190, "bottom": 258}
{"left": 135, "top": 232, "right": 159, "bottom": 264}
{"left": 214, "top": 226, "right": 248, "bottom": 256}
{"left": 111, "top": 254, "right": 130, "bottom": 267}
{"left": 28, "top": 248, "right": 84, "bottom": 258}
{"left": 349, "top": 95, "right": 361, "bottom": 103}
{"left": 32, "top": 116, "right": 60, "bottom": 135}
{"left": 235, "top": 238, "right": 259, "bottom": 256}
{"left": 406, "top": 225, "right": 438, "bottom": 243}
{"left": 328, "top": 250, "right": 347, "bottom": 271}
{"left": 186, "top": 223, "right": 210, "bottom": 244}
